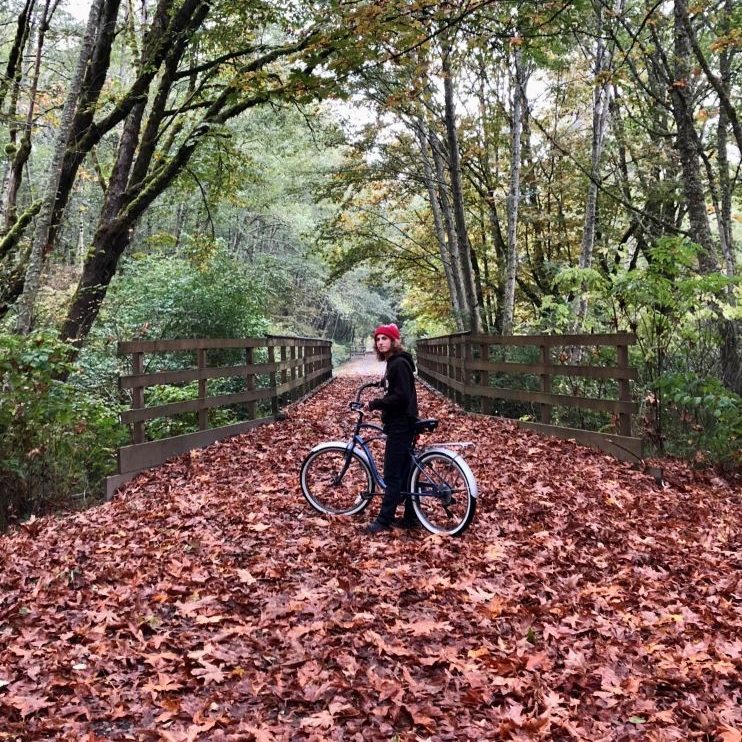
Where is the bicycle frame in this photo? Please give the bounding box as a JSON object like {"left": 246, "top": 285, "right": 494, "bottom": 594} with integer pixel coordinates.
{"left": 342, "top": 382, "right": 455, "bottom": 499}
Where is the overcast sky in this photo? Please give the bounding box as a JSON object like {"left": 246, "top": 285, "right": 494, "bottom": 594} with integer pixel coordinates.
{"left": 65, "top": 0, "right": 90, "bottom": 22}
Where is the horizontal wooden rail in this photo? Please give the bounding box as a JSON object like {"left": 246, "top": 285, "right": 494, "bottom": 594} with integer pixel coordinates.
{"left": 118, "top": 338, "right": 269, "bottom": 352}
{"left": 119, "top": 362, "right": 278, "bottom": 390}
{"left": 438, "top": 332, "right": 637, "bottom": 347}
{"left": 107, "top": 335, "right": 332, "bottom": 498}
{"left": 120, "top": 387, "right": 276, "bottom": 425}
{"left": 417, "top": 332, "right": 642, "bottom": 462}
{"left": 448, "top": 358, "right": 637, "bottom": 381}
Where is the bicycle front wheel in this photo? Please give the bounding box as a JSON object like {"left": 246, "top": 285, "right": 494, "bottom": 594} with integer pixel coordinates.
{"left": 300, "top": 445, "right": 375, "bottom": 516}
{"left": 410, "top": 449, "right": 477, "bottom": 536}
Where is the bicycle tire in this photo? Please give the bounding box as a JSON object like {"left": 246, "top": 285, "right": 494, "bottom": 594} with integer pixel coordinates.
{"left": 409, "top": 448, "right": 477, "bottom": 536}
{"left": 300, "top": 444, "right": 375, "bottom": 516}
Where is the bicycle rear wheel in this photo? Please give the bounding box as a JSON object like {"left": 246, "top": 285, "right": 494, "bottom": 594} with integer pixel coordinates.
{"left": 300, "top": 445, "right": 374, "bottom": 516}
{"left": 409, "top": 449, "right": 477, "bottom": 536}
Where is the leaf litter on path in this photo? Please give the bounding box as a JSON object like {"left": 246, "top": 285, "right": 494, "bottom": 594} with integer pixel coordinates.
{"left": 0, "top": 377, "right": 739, "bottom": 740}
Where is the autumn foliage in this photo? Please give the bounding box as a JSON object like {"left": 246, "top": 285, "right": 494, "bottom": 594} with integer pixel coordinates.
{"left": 1, "top": 377, "right": 740, "bottom": 740}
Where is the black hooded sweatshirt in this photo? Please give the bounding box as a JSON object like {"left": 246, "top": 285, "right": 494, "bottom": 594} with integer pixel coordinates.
{"left": 368, "top": 351, "right": 418, "bottom": 425}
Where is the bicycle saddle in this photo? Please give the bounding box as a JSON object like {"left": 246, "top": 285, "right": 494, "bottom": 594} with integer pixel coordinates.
{"left": 414, "top": 418, "right": 439, "bottom": 434}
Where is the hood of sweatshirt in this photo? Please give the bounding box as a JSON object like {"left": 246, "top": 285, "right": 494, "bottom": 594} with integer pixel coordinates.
{"left": 389, "top": 350, "right": 416, "bottom": 374}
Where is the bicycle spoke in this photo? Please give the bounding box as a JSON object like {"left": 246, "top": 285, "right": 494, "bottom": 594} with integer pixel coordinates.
{"left": 300, "top": 447, "right": 374, "bottom": 516}
{"left": 410, "top": 451, "right": 476, "bottom": 536}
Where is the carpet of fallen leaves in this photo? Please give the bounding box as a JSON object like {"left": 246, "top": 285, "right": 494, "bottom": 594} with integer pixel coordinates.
{"left": 1, "top": 376, "right": 740, "bottom": 742}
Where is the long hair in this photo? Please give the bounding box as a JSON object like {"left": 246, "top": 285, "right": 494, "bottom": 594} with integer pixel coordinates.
{"left": 375, "top": 337, "right": 403, "bottom": 362}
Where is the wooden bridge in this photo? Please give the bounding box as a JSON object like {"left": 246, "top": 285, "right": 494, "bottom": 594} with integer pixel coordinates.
{"left": 107, "top": 332, "right": 641, "bottom": 497}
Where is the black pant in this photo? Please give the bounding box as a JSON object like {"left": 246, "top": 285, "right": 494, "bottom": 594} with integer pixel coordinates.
{"left": 376, "top": 419, "right": 415, "bottom": 525}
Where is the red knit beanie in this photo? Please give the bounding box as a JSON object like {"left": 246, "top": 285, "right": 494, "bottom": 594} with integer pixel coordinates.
{"left": 373, "top": 323, "right": 401, "bottom": 342}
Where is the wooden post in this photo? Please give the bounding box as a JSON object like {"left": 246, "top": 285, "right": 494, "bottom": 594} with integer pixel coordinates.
{"left": 462, "top": 337, "right": 471, "bottom": 410}
{"left": 438, "top": 341, "right": 445, "bottom": 394}
{"left": 447, "top": 336, "right": 454, "bottom": 398}
{"left": 481, "top": 341, "right": 494, "bottom": 415}
{"left": 197, "top": 347, "right": 208, "bottom": 431}
{"left": 280, "top": 345, "right": 288, "bottom": 405}
{"left": 290, "top": 345, "right": 299, "bottom": 399}
{"left": 131, "top": 351, "right": 145, "bottom": 444}
{"left": 308, "top": 344, "right": 315, "bottom": 389}
{"left": 617, "top": 343, "right": 632, "bottom": 436}
{"left": 245, "top": 346, "right": 256, "bottom": 420}
{"left": 455, "top": 337, "right": 464, "bottom": 406}
{"left": 299, "top": 345, "right": 307, "bottom": 396}
{"left": 268, "top": 344, "right": 278, "bottom": 417}
{"left": 540, "top": 343, "right": 552, "bottom": 425}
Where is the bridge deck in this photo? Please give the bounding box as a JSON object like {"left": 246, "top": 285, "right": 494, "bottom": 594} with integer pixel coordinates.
{"left": 1, "top": 375, "right": 739, "bottom": 738}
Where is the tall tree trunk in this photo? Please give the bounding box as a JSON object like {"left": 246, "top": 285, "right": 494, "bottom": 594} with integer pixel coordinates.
{"left": 429, "top": 128, "right": 470, "bottom": 327}
{"left": 2, "top": 0, "right": 57, "bottom": 231}
{"left": 716, "top": 0, "right": 736, "bottom": 288}
{"left": 14, "top": 0, "right": 192, "bottom": 332}
{"left": 42, "top": 0, "right": 127, "bottom": 253}
{"left": 0, "top": 0, "right": 35, "bottom": 229}
{"left": 671, "top": 0, "right": 718, "bottom": 274}
{"left": 680, "top": 1, "right": 742, "bottom": 155}
{"left": 0, "top": 0, "right": 34, "bottom": 114}
{"left": 473, "top": 54, "right": 507, "bottom": 331}
{"left": 14, "top": 0, "right": 106, "bottom": 333}
{"left": 520, "top": 94, "right": 549, "bottom": 297}
{"left": 671, "top": 0, "right": 740, "bottom": 394}
{"left": 441, "top": 39, "right": 482, "bottom": 332}
{"left": 502, "top": 41, "right": 525, "bottom": 336}
{"left": 574, "top": 0, "right": 624, "bottom": 330}
{"left": 415, "top": 121, "right": 464, "bottom": 329}
{"left": 61, "top": 0, "right": 212, "bottom": 349}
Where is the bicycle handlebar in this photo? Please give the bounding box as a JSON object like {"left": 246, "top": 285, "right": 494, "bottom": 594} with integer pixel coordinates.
{"left": 348, "top": 381, "right": 383, "bottom": 415}
{"left": 354, "top": 380, "right": 383, "bottom": 402}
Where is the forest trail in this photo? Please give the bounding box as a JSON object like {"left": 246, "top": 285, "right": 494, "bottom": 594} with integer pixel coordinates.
{"left": 333, "top": 351, "right": 386, "bottom": 377}
{"left": 1, "top": 377, "right": 740, "bottom": 740}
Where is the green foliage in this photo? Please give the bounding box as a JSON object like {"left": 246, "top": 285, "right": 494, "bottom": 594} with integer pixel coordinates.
{"left": 608, "top": 238, "right": 736, "bottom": 380}
{"left": 657, "top": 372, "right": 741, "bottom": 467}
{"left": 600, "top": 238, "right": 736, "bottom": 463}
{"left": 105, "top": 244, "right": 269, "bottom": 341}
{"left": 144, "top": 383, "right": 242, "bottom": 441}
{"left": 552, "top": 266, "right": 608, "bottom": 295}
{"left": 332, "top": 342, "right": 350, "bottom": 366}
{"left": 68, "top": 244, "right": 272, "bottom": 452}
{"left": 0, "top": 331, "right": 125, "bottom": 528}
{"left": 535, "top": 295, "right": 576, "bottom": 334}
{"left": 540, "top": 239, "right": 740, "bottom": 465}
{"left": 75, "top": 245, "right": 269, "bottom": 393}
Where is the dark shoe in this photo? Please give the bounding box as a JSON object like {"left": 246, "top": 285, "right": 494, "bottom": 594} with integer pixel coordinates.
{"left": 392, "top": 516, "right": 421, "bottom": 531}
{"left": 365, "top": 520, "right": 392, "bottom": 534}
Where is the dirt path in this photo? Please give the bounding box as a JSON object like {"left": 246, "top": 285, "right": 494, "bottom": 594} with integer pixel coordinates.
{"left": 334, "top": 351, "right": 386, "bottom": 377}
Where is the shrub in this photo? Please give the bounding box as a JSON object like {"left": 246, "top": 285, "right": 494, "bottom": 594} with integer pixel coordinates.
{"left": 657, "top": 372, "right": 741, "bottom": 468}
{"left": 0, "top": 331, "right": 126, "bottom": 530}
{"left": 75, "top": 245, "right": 270, "bottom": 393}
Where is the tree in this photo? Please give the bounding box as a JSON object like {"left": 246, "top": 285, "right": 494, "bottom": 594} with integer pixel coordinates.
{"left": 502, "top": 34, "right": 526, "bottom": 336}
{"left": 573, "top": 0, "right": 625, "bottom": 331}
{"left": 669, "top": 0, "right": 740, "bottom": 393}
{"left": 13, "top": 0, "right": 107, "bottom": 333}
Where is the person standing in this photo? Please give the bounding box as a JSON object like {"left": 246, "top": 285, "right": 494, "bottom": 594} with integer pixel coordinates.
{"left": 366, "top": 323, "right": 420, "bottom": 534}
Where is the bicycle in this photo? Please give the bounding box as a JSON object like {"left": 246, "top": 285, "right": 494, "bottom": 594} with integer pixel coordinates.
{"left": 299, "top": 381, "right": 478, "bottom": 536}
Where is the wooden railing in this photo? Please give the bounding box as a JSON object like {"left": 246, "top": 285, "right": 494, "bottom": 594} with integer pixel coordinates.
{"left": 106, "top": 335, "right": 332, "bottom": 497}
{"left": 417, "top": 332, "right": 641, "bottom": 461}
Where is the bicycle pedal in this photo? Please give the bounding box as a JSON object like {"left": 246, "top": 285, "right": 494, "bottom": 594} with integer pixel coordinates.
{"left": 360, "top": 491, "right": 374, "bottom": 500}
